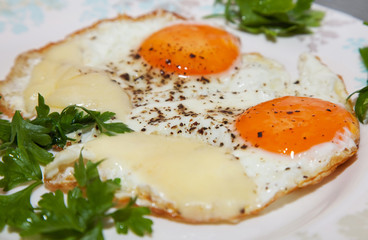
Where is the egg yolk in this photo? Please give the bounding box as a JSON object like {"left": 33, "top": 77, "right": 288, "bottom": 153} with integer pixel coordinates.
{"left": 235, "top": 96, "right": 358, "bottom": 155}
{"left": 139, "top": 24, "right": 240, "bottom": 75}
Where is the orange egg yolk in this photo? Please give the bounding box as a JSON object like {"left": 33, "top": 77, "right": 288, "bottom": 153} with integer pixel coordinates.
{"left": 235, "top": 96, "right": 358, "bottom": 155}
{"left": 139, "top": 24, "right": 240, "bottom": 76}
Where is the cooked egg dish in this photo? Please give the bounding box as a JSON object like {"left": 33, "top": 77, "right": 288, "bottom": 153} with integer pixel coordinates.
{"left": 0, "top": 10, "right": 359, "bottom": 223}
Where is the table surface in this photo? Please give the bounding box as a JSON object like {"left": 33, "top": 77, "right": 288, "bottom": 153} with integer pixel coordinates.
{"left": 316, "top": 0, "right": 367, "bottom": 22}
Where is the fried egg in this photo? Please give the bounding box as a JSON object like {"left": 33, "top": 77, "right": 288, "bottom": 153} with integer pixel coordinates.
{"left": 0, "top": 10, "right": 359, "bottom": 223}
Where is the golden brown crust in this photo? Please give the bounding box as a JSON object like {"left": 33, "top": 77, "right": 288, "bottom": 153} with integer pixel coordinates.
{"left": 0, "top": 51, "right": 39, "bottom": 116}
{"left": 44, "top": 172, "right": 261, "bottom": 224}
{"left": 44, "top": 177, "right": 78, "bottom": 193}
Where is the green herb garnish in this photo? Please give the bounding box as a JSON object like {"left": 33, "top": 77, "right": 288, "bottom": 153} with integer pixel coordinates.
{"left": 211, "top": 0, "right": 325, "bottom": 40}
{"left": 32, "top": 94, "right": 133, "bottom": 149}
{"left": 0, "top": 95, "right": 151, "bottom": 239}
{"left": 0, "top": 153, "right": 152, "bottom": 239}
{"left": 0, "top": 181, "right": 42, "bottom": 231}
{"left": 0, "top": 94, "right": 132, "bottom": 191}
{"left": 347, "top": 46, "right": 368, "bottom": 123}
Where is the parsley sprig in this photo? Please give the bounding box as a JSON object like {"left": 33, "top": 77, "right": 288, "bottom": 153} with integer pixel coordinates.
{"left": 212, "top": 0, "right": 325, "bottom": 40}
{"left": 347, "top": 46, "right": 368, "bottom": 123}
{"left": 32, "top": 94, "right": 133, "bottom": 148}
{"left": 0, "top": 94, "right": 132, "bottom": 191}
{"left": 347, "top": 22, "right": 368, "bottom": 123}
{"left": 0, "top": 153, "right": 153, "bottom": 239}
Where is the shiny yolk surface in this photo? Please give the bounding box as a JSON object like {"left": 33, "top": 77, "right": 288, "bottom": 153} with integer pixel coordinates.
{"left": 235, "top": 96, "right": 358, "bottom": 155}
{"left": 139, "top": 24, "right": 240, "bottom": 75}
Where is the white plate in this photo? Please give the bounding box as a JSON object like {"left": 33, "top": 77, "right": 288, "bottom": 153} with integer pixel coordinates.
{"left": 1, "top": 1, "right": 368, "bottom": 239}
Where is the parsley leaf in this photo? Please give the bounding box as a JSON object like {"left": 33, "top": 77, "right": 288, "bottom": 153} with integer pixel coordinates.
{"left": 360, "top": 46, "right": 368, "bottom": 70}
{"left": 1, "top": 110, "right": 54, "bottom": 164}
{"left": 0, "top": 181, "right": 41, "bottom": 231}
{"left": 111, "top": 197, "right": 153, "bottom": 237}
{"left": 0, "top": 119, "right": 11, "bottom": 142}
{"left": 69, "top": 105, "right": 133, "bottom": 137}
{"left": 19, "top": 153, "right": 152, "bottom": 239}
{"left": 0, "top": 147, "right": 42, "bottom": 191}
{"left": 73, "top": 152, "right": 100, "bottom": 187}
{"left": 22, "top": 189, "right": 86, "bottom": 237}
{"left": 0, "top": 109, "right": 53, "bottom": 190}
{"left": 212, "top": 0, "right": 325, "bottom": 40}
{"left": 347, "top": 46, "right": 368, "bottom": 123}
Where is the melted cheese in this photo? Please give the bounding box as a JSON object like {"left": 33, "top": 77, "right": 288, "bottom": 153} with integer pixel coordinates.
{"left": 86, "top": 133, "right": 257, "bottom": 221}
{"left": 46, "top": 132, "right": 258, "bottom": 221}
{"left": 23, "top": 41, "right": 131, "bottom": 121}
